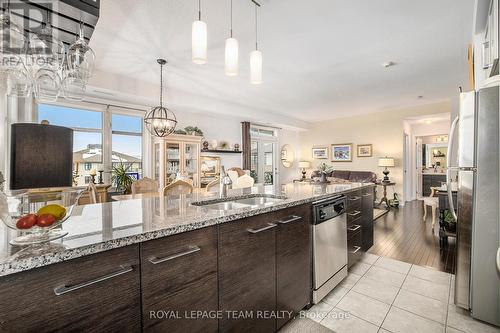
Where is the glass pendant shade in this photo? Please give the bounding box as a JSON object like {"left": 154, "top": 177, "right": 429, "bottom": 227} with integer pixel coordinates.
{"left": 224, "top": 37, "right": 238, "bottom": 76}
{"left": 192, "top": 20, "right": 207, "bottom": 64}
{"left": 250, "top": 50, "right": 262, "bottom": 84}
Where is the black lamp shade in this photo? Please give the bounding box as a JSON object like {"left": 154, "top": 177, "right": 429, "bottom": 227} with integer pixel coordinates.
{"left": 10, "top": 123, "right": 73, "bottom": 190}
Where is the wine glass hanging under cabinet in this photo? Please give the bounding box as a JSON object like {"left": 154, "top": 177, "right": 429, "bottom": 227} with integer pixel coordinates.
{"left": 153, "top": 134, "right": 203, "bottom": 189}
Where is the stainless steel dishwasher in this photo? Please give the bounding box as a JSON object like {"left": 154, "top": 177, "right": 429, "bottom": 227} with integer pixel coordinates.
{"left": 312, "top": 195, "right": 348, "bottom": 304}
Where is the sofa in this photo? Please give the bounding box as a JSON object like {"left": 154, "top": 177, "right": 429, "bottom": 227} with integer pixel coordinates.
{"left": 310, "top": 170, "right": 377, "bottom": 183}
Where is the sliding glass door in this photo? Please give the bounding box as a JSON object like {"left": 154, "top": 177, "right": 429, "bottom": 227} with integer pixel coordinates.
{"left": 250, "top": 139, "right": 278, "bottom": 188}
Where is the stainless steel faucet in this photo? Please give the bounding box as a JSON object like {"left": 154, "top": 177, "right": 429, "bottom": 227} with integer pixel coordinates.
{"left": 219, "top": 166, "right": 233, "bottom": 198}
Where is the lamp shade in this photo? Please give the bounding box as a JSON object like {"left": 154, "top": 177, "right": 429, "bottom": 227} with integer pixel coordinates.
{"left": 10, "top": 123, "right": 73, "bottom": 190}
{"left": 250, "top": 49, "right": 262, "bottom": 84}
{"left": 225, "top": 37, "right": 239, "bottom": 76}
{"left": 378, "top": 157, "right": 395, "bottom": 167}
{"left": 192, "top": 20, "right": 207, "bottom": 64}
{"left": 298, "top": 161, "right": 311, "bottom": 169}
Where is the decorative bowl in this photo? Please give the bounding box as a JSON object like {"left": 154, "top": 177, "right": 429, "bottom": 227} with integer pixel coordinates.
{"left": 0, "top": 188, "right": 84, "bottom": 245}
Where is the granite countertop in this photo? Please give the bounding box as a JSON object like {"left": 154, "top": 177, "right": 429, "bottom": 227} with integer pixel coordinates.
{"left": 0, "top": 182, "right": 374, "bottom": 277}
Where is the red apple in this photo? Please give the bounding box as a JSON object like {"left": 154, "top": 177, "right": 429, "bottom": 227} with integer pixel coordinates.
{"left": 16, "top": 214, "right": 37, "bottom": 229}
{"left": 36, "top": 214, "right": 56, "bottom": 227}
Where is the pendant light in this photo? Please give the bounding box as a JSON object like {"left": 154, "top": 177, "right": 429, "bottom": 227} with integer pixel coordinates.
{"left": 225, "top": 0, "right": 238, "bottom": 76}
{"left": 192, "top": 0, "right": 207, "bottom": 64}
{"left": 144, "top": 59, "right": 177, "bottom": 137}
{"left": 250, "top": 1, "right": 262, "bottom": 84}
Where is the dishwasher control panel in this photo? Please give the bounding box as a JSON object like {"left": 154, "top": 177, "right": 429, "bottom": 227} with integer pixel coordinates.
{"left": 313, "top": 196, "right": 346, "bottom": 224}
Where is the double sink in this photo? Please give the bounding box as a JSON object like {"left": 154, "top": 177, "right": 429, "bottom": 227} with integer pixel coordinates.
{"left": 191, "top": 195, "right": 286, "bottom": 211}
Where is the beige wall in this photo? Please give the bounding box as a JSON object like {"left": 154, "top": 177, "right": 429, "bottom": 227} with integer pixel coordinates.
{"left": 300, "top": 101, "right": 451, "bottom": 201}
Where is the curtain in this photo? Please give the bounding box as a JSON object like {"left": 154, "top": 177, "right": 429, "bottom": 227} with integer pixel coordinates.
{"left": 241, "top": 121, "right": 251, "bottom": 170}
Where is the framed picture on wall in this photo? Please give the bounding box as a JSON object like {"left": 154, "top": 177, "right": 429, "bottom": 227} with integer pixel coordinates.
{"left": 331, "top": 143, "right": 352, "bottom": 162}
{"left": 357, "top": 144, "right": 373, "bottom": 157}
{"left": 312, "top": 147, "right": 329, "bottom": 159}
{"left": 200, "top": 156, "right": 220, "bottom": 176}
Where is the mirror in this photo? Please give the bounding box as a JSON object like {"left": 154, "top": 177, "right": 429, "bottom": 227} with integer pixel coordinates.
{"left": 281, "top": 144, "right": 294, "bottom": 168}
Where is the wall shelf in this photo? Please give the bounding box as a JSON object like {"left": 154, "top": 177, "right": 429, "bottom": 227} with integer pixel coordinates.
{"left": 201, "top": 149, "right": 242, "bottom": 154}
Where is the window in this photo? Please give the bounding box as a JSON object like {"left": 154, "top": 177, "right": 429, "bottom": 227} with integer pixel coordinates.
{"left": 38, "top": 104, "right": 103, "bottom": 186}
{"left": 37, "top": 104, "right": 145, "bottom": 187}
{"left": 111, "top": 113, "right": 143, "bottom": 180}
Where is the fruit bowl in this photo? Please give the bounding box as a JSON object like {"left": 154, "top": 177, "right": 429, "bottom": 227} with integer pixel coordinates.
{"left": 0, "top": 188, "right": 84, "bottom": 245}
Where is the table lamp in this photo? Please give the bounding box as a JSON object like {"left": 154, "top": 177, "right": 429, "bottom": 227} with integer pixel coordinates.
{"left": 10, "top": 123, "right": 73, "bottom": 190}
{"left": 298, "top": 161, "right": 311, "bottom": 180}
{"left": 378, "top": 157, "right": 394, "bottom": 183}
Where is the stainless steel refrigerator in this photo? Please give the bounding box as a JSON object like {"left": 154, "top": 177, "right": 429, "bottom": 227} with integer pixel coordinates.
{"left": 447, "top": 86, "right": 500, "bottom": 326}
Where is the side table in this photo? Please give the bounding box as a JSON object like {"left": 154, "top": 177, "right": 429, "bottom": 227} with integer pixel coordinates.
{"left": 375, "top": 181, "right": 396, "bottom": 210}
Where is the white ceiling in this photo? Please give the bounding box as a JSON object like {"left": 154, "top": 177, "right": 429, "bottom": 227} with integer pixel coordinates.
{"left": 89, "top": 0, "right": 473, "bottom": 125}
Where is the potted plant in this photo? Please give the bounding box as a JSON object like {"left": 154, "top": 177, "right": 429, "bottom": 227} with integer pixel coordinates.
{"left": 442, "top": 210, "right": 456, "bottom": 232}
{"left": 184, "top": 126, "right": 203, "bottom": 136}
{"left": 111, "top": 161, "right": 134, "bottom": 194}
{"left": 317, "top": 163, "right": 333, "bottom": 183}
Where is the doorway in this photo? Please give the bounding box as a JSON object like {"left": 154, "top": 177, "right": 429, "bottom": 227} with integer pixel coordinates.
{"left": 249, "top": 126, "right": 279, "bottom": 190}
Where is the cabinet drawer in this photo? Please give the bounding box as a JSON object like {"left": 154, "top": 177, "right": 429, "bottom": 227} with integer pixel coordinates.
{"left": 347, "top": 229, "right": 363, "bottom": 268}
{"left": 275, "top": 204, "right": 312, "bottom": 329}
{"left": 346, "top": 191, "right": 362, "bottom": 211}
{"left": 219, "top": 215, "right": 277, "bottom": 333}
{"left": 0, "top": 245, "right": 141, "bottom": 333}
{"left": 141, "top": 226, "right": 218, "bottom": 333}
{"left": 347, "top": 209, "right": 362, "bottom": 224}
{"left": 347, "top": 222, "right": 362, "bottom": 239}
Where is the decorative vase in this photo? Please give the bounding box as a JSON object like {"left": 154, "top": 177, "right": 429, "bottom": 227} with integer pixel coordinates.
{"left": 320, "top": 173, "right": 327, "bottom": 183}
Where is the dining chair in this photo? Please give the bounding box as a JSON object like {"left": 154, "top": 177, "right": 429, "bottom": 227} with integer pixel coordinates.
{"left": 423, "top": 187, "right": 439, "bottom": 229}
{"left": 163, "top": 179, "right": 194, "bottom": 196}
{"left": 205, "top": 178, "right": 220, "bottom": 192}
{"left": 131, "top": 177, "right": 159, "bottom": 195}
{"left": 79, "top": 182, "right": 98, "bottom": 205}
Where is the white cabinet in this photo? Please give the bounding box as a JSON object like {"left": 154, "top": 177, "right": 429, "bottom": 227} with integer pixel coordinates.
{"left": 153, "top": 134, "right": 203, "bottom": 189}
{"left": 482, "top": 0, "right": 499, "bottom": 73}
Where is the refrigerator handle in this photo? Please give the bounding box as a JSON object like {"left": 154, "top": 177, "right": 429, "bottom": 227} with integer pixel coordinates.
{"left": 497, "top": 247, "right": 500, "bottom": 278}
{"left": 447, "top": 116, "right": 459, "bottom": 221}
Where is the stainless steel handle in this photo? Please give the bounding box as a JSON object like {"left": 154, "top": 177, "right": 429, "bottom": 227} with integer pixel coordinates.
{"left": 447, "top": 116, "right": 459, "bottom": 221}
{"left": 277, "top": 215, "right": 302, "bottom": 224}
{"left": 348, "top": 225, "right": 361, "bottom": 232}
{"left": 148, "top": 245, "right": 201, "bottom": 265}
{"left": 348, "top": 210, "right": 361, "bottom": 217}
{"left": 496, "top": 247, "right": 500, "bottom": 277}
{"left": 54, "top": 265, "right": 133, "bottom": 296}
{"left": 362, "top": 193, "right": 372, "bottom": 197}
{"left": 348, "top": 196, "right": 360, "bottom": 201}
{"left": 247, "top": 223, "right": 277, "bottom": 234}
{"left": 349, "top": 246, "right": 361, "bottom": 254}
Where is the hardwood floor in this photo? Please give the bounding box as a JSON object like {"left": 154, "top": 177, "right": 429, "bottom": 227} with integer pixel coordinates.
{"left": 368, "top": 200, "right": 456, "bottom": 273}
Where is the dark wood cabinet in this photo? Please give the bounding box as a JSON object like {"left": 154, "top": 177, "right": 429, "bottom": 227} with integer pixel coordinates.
{"left": 276, "top": 204, "right": 312, "bottom": 330}
{"left": 361, "top": 187, "right": 374, "bottom": 251}
{"left": 0, "top": 245, "right": 141, "bottom": 333}
{"left": 218, "top": 214, "right": 277, "bottom": 333}
{"left": 346, "top": 189, "right": 364, "bottom": 267}
{"left": 422, "top": 174, "right": 446, "bottom": 196}
{"left": 141, "top": 226, "right": 218, "bottom": 333}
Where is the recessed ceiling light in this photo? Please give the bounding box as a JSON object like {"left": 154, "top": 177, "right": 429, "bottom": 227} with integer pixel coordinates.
{"left": 382, "top": 61, "right": 395, "bottom": 68}
{"left": 425, "top": 120, "right": 432, "bottom": 124}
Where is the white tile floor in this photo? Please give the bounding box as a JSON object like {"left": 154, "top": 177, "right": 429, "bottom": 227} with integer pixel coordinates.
{"left": 301, "top": 253, "right": 500, "bottom": 333}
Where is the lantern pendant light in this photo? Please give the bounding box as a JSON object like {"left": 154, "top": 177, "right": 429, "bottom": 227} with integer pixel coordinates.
{"left": 250, "top": 1, "right": 262, "bottom": 84}
{"left": 225, "top": 0, "right": 238, "bottom": 76}
{"left": 144, "top": 59, "right": 177, "bottom": 137}
{"left": 192, "top": 0, "right": 207, "bottom": 64}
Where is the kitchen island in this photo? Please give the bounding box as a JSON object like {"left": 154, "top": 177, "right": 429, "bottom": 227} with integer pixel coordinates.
{"left": 0, "top": 182, "right": 375, "bottom": 332}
